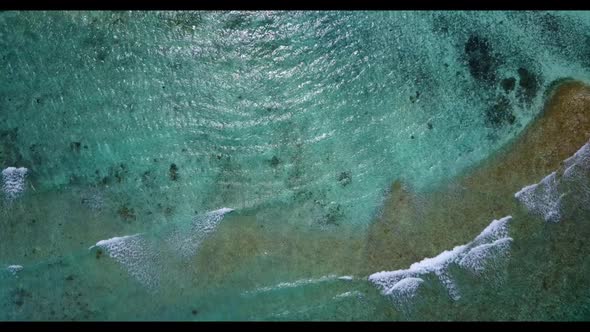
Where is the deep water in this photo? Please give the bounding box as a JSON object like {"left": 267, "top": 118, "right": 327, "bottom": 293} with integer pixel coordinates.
{"left": 1, "top": 11, "right": 590, "bottom": 321}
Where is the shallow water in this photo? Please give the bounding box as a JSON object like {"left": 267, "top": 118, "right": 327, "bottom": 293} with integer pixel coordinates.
{"left": 1, "top": 11, "right": 590, "bottom": 321}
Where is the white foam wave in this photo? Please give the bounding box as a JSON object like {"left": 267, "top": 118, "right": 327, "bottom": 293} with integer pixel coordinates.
{"left": 514, "top": 172, "right": 563, "bottom": 222}
{"left": 91, "top": 234, "right": 143, "bottom": 250}
{"left": 92, "top": 234, "right": 160, "bottom": 288}
{"left": 91, "top": 208, "right": 234, "bottom": 289}
{"left": 333, "top": 290, "right": 364, "bottom": 300}
{"left": 2, "top": 167, "right": 28, "bottom": 200}
{"left": 564, "top": 140, "right": 590, "bottom": 173}
{"left": 337, "top": 276, "right": 354, "bottom": 281}
{"left": 515, "top": 140, "right": 590, "bottom": 223}
{"left": 386, "top": 277, "right": 424, "bottom": 297}
{"left": 243, "top": 274, "right": 343, "bottom": 295}
{"left": 458, "top": 237, "right": 512, "bottom": 276}
{"left": 5, "top": 265, "right": 23, "bottom": 276}
{"left": 164, "top": 207, "right": 235, "bottom": 259}
{"left": 369, "top": 216, "right": 513, "bottom": 303}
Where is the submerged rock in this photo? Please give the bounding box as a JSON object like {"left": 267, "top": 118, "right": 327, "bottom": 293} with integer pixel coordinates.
{"left": 337, "top": 171, "right": 352, "bottom": 187}
{"left": 270, "top": 156, "right": 280, "bottom": 167}
{"left": 169, "top": 163, "right": 179, "bottom": 181}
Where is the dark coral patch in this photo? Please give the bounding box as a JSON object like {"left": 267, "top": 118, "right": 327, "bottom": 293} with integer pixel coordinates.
{"left": 485, "top": 96, "right": 516, "bottom": 128}
{"left": 464, "top": 35, "right": 500, "bottom": 84}
{"left": 517, "top": 67, "right": 540, "bottom": 104}
{"left": 323, "top": 204, "right": 344, "bottom": 226}
{"left": 501, "top": 77, "right": 516, "bottom": 93}
{"left": 169, "top": 163, "right": 179, "bottom": 181}
{"left": 11, "top": 288, "right": 32, "bottom": 307}
{"left": 270, "top": 156, "right": 280, "bottom": 167}
{"left": 99, "top": 163, "right": 129, "bottom": 185}
{"left": 70, "top": 142, "right": 81, "bottom": 153}
{"left": 337, "top": 171, "right": 352, "bottom": 187}
{"left": 540, "top": 13, "right": 561, "bottom": 33}
{"left": 117, "top": 205, "right": 136, "bottom": 222}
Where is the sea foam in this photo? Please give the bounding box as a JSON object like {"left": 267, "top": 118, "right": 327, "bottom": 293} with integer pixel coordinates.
{"left": 515, "top": 140, "right": 590, "bottom": 223}
{"left": 243, "top": 274, "right": 340, "bottom": 295}
{"left": 2, "top": 167, "right": 28, "bottom": 200}
{"left": 91, "top": 208, "right": 234, "bottom": 289}
{"left": 5, "top": 265, "right": 23, "bottom": 276}
{"left": 369, "top": 216, "right": 513, "bottom": 303}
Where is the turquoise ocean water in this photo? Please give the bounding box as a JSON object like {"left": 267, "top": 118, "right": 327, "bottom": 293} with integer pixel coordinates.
{"left": 1, "top": 11, "right": 590, "bottom": 320}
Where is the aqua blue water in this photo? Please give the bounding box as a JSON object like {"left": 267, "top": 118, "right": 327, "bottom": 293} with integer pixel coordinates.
{"left": 1, "top": 11, "right": 590, "bottom": 321}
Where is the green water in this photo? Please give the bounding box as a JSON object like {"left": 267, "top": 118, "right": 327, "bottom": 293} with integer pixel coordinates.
{"left": 1, "top": 11, "right": 590, "bottom": 321}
